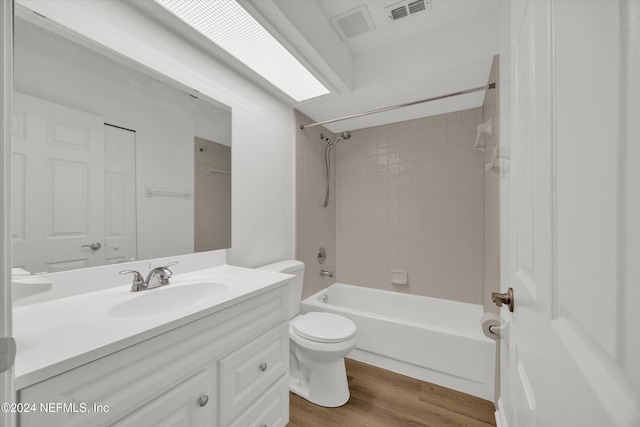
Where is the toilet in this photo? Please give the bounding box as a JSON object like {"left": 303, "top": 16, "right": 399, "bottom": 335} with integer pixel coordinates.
{"left": 257, "top": 260, "right": 357, "bottom": 407}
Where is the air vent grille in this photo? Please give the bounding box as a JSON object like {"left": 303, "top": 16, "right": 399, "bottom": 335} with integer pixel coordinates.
{"left": 385, "top": 0, "right": 431, "bottom": 22}
{"left": 336, "top": 11, "right": 370, "bottom": 38}
{"left": 389, "top": 6, "right": 408, "bottom": 21}
{"left": 330, "top": 5, "right": 376, "bottom": 40}
{"left": 408, "top": 0, "right": 426, "bottom": 14}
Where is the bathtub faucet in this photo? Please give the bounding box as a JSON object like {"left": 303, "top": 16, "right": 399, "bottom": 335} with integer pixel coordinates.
{"left": 320, "top": 269, "right": 334, "bottom": 278}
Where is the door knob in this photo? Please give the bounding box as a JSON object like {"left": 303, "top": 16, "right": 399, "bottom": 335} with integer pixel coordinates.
{"left": 492, "top": 288, "right": 514, "bottom": 312}
{"left": 198, "top": 395, "right": 209, "bottom": 407}
{"left": 81, "top": 242, "right": 102, "bottom": 251}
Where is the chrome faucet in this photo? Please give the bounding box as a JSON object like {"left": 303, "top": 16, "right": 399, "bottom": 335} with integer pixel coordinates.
{"left": 320, "top": 269, "right": 334, "bottom": 278}
{"left": 120, "top": 262, "right": 178, "bottom": 292}
{"left": 146, "top": 262, "right": 177, "bottom": 288}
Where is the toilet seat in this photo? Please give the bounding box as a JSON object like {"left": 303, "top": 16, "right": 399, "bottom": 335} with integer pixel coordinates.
{"left": 292, "top": 312, "right": 356, "bottom": 343}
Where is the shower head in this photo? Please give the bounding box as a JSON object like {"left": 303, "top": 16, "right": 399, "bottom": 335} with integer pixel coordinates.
{"left": 325, "top": 131, "right": 352, "bottom": 147}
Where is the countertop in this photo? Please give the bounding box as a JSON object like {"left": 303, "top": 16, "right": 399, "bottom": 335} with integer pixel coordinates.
{"left": 13, "top": 264, "right": 291, "bottom": 390}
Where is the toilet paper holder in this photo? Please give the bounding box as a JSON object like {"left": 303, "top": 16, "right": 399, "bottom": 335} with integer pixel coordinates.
{"left": 492, "top": 287, "right": 514, "bottom": 312}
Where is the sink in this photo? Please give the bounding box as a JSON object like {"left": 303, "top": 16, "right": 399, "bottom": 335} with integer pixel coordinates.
{"left": 111, "top": 282, "right": 229, "bottom": 318}
{"left": 83, "top": 282, "right": 230, "bottom": 319}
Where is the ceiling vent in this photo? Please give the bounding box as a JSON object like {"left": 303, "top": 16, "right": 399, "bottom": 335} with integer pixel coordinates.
{"left": 330, "top": 5, "right": 376, "bottom": 40}
{"left": 385, "top": 0, "right": 431, "bottom": 22}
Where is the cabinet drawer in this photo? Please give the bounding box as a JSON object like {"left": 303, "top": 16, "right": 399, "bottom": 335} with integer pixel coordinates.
{"left": 219, "top": 322, "right": 288, "bottom": 425}
{"left": 228, "top": 375, "right": 288, "bottom": 427}
{"left": 113, "top": 370, "right": 214, "bottom": 427}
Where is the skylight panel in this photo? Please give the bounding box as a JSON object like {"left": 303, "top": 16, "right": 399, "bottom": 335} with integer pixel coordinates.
{"left": 154, "top": 0, "right": 330, "bottom": 102}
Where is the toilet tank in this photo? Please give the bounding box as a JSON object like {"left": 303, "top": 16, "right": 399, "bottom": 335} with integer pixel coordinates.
{"left": 256, "top": 260, "right": 305, "bottom": 319}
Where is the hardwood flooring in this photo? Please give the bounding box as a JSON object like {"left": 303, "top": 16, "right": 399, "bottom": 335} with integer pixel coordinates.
{"left": 288, "top": 358, "right": 496, "bottom": 427}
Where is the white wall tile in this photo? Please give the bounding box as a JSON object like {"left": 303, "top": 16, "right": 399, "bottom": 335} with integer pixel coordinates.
{"left": 335, "top": 107, "right": 485, "bottom": 304}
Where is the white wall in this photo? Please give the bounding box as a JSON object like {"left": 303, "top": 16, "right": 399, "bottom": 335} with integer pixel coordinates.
{"left": 16, "top": 0, "right": 296, "bottom": 267}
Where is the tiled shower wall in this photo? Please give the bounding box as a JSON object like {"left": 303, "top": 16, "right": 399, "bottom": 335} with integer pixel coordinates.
{"left": 194, "top": 137, "right": 231, "bottom": 252}
{"left": 483, "top": 55, "right": 501, "bottom": 312}
{"left": 334, "top": 108, "right": 486, "bottom": 304}
{"left": 295, "top": 110, "right": 337, "bottom": 299}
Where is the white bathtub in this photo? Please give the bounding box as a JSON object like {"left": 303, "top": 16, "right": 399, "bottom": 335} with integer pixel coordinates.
{"left": 300, "top": 283, "right": 496, "bottom": 401}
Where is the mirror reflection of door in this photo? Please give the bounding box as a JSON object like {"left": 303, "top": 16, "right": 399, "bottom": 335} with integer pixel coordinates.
{"left": 11, "top": 93, "right": 137, "bottom": 273}
{"left": 194, "top": 137, "right": 231, "bottom": 252}
{"left": 103, "top": 123, "right": 137, "bottom": 266}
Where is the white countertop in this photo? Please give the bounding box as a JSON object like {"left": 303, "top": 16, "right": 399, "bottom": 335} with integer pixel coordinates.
{"left": 13, "top": 264, "right": 291, "bottom": 390}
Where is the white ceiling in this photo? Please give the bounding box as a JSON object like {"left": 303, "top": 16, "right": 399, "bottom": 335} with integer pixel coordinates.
{"left": 254, "top": 0, "right": 501, "bottom": 133}
{"left": 316, "top": 0, "right": 500, "bottom": 56}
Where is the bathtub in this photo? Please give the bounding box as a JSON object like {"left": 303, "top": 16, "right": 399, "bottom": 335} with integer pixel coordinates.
{"left": 300, "top": 283, "right": 496, "bottom": 401}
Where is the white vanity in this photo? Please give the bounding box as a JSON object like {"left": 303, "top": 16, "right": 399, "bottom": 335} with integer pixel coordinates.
{"left": 12, "top": 252, "right": 291, "bottom": 427}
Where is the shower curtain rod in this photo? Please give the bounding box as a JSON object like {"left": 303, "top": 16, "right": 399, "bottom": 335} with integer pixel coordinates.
{"left": 300, "top": 82, "right": 496, "bottom": 130}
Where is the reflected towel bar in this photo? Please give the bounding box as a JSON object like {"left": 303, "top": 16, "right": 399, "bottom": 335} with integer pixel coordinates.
{"left": 144, "top": 186, "right": 192, "bottom": 199}
{"left": 205, "top": 165, "right": 231, "bottom": 175}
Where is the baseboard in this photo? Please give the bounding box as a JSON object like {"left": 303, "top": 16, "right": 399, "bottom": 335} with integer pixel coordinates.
{"left": 495, "top": 398, "right": 508, "bottom": 427}
{"left": 347, "top": 349, "right": 494, "bottom": 401}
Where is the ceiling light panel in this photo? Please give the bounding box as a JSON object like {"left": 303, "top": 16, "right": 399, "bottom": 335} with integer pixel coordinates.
{"left": 154, "top": 0, "right": 330, "bottom": 102}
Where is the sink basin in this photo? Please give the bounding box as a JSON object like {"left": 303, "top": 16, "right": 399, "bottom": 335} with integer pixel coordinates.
{"left": 111, "top": 282, "right": 229, "bottom": 318}
{"left": 96, "top": 282, "right": 229, "bottom": 318}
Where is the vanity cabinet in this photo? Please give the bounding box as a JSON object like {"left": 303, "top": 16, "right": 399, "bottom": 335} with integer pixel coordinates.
{"left": 17, "top": 285, "right": 289, "bottom": 427}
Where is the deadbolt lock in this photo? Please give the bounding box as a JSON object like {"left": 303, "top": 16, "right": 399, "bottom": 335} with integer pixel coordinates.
{"left": 492, "top": 287, "right": 514, "bottom": 312}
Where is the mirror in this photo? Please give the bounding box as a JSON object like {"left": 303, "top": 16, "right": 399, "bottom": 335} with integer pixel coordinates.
{"left": 11, "top": 10, "right": 232, "bottom": 274}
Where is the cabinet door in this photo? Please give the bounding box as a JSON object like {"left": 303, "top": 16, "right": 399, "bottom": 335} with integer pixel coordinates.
{"left": 228, "top": 375, "right": 288, "bottom": 427}
{"left": 113, "top": 370, "right": 213, "bottom": 427}
{"left": 219, "top": 322, "right": 288, "bottom": 425}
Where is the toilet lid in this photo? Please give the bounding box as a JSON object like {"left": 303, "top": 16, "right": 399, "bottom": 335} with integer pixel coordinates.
{"left": 292, "top": 312, "right": 357, "bottom": 343}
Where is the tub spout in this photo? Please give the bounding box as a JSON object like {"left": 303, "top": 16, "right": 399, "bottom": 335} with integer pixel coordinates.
{"left": 320, "top": 269, "right": 334, "bottom": 278}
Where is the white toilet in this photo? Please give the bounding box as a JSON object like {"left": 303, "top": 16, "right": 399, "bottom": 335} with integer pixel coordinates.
{"left": 258, "top": 260, "right": 357, "bottom": 407}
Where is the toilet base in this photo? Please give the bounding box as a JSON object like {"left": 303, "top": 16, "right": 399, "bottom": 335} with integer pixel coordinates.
{"left": 289, "top": 358, "right": 350, "bottom": 407}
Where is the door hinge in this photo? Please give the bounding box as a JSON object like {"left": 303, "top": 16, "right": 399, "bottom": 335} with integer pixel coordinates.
{"left": 0, "top": 337, "right": 16, "bottom": 373}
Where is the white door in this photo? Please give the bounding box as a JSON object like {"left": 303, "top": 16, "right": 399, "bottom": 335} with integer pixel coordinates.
{"left": 12, "top": 93, "right": 105, "bottom": 272}
{"left": 499, "top": 1, "right": 640, "bottom": 427}
{"left": 12, "top": 94, "right": 138, "bottom": 272}
{"left": 0, "top": 3, "right": 14, "bottom": 427}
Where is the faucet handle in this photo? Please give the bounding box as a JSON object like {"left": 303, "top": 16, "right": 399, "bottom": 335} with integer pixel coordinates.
{"left": 146, "top": 262, "right": 176, "bottom": 288}
{"left": 120, "top": 270, "right": 145, "bottom": 292}
{"left": 159, "top": 262, "right": 178, "bottom": 284}
{"left": 163, "top": 261, "right": 178, "bottom": 269}
{"left": 161, "top": 261, "right": 178, "bottom": 283}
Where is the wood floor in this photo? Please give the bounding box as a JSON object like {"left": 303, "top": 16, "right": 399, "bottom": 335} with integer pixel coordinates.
{"left": 288, "top": 358, "right": 496, "bottom": 427}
